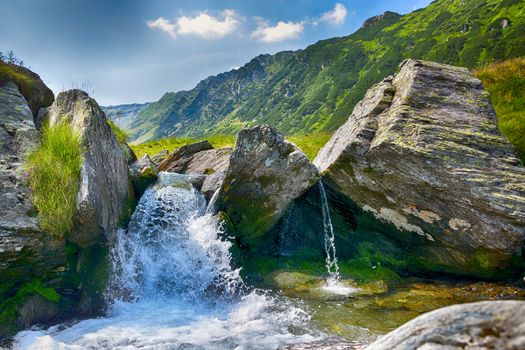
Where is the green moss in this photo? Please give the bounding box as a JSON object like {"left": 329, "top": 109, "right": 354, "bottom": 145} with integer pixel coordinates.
{"left": 339, "top": 258, "right": 401, "bottom": 283}
{"left": 0, "top": 62, "right": 38, "bottom": 104}
{"left": 26, "top": 122, "right": 84, "bottom": 237}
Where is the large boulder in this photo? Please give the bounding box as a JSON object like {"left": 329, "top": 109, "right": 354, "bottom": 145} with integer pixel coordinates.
{"left": 157, "top": 140, "right": 213, "bottom": 172}
{"left": 41, "top": 90, "right": 130, "bottom": 247}
{"left": 0, "top": 81, "right": 64, "bottom": 340}
{"left": 0, "top": 61, "right": 54, "bottom": 117}
{"left": 0, "top": 81, "right": 65, "bottom": 286}
{"left": 217, "top": 125, "right": 319, "bottom": 249}
{"left": 366, "top": 301, "right": 525, "bottom": 350}
{"left": 314, "top": 59, "right": 525, "bottom": 278}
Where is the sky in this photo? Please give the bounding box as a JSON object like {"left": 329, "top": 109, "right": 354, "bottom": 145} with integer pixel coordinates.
{"left": 0, "top": 0, "right": 432, "bottom": 106}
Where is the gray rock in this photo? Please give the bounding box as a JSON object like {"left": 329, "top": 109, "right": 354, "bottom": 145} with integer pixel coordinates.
{"left": 178, "top": 147, "right": 232, "bottom": 175}
{"left": 201, "top": 170, "right": 226, "bottom": 200}
{"left": 41, "top": 90, "right": 130, "bottom": 247}
{"left": 150, "top": 149, "right": 169, "bottom": 166}
{"left": 366, "top": 301, "right": 525, "bottom": 350}
{"left": 217, "top": 125, "right": 319, "bottom": 249}
{"left": 0, "top": 81, "right": 65, "bottom": 285}
{"left": 0, "top": 62, "right": 54, "bottom": 117}
{"left": 130, "top": 154, "right": 158, "bottom": 196}
{"left": 314, "top": 59, "right": 525, "bottom": 277}
{"left": 157, "top": 140, "right": 213, "bottom": 172}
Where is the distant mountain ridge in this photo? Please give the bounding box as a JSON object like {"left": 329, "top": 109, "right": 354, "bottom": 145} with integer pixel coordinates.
{"left": 105, "top": 0, "right": 525, "bottom": 143}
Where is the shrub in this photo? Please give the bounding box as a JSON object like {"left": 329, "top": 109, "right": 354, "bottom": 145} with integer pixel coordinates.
{"left": 26, "top": 122, "right": 84, "bottom": 237}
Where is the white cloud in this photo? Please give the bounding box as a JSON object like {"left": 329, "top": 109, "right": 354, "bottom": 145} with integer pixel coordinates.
{"left": 251, "top": 19, "right": 304, "bottom": 43}
{"left": 147, "top": 10, "right": 239, "bottom": 40}
{"left": 319, "top": 3, "right": 348, "bottom": 26}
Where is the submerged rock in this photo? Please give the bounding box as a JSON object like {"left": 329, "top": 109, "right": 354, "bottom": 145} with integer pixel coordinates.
{"left": 157, "top": 140, "right": 213, "bottom": 172}
{"left": 217, "top": 125, "right": 319, "bottom": 249}
{"left": 130, "top": 154, "right": 158, "bottom": 196}
{"left": 366, "top": 300, "right": 525, "bottom": 350}
{"left": 41, "top": 90, "right": 130, "bottom": 247}
{"left": 314, "top": 59, "right": 525, "bottom": 278}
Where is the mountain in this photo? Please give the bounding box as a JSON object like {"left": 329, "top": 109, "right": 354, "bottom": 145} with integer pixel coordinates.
{"left": 106, "top": 0, "right": 525, "bottom": 143}
{"left": 102, "top": 103, "right": 149, "bottom": 132}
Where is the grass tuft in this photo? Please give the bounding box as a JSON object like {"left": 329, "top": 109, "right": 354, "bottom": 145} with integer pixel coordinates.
{"left": 26, "top": 122, "right": 84, "bottom": 237}
{"left": 107, "top": 120, "right": 129, "bottom": 145}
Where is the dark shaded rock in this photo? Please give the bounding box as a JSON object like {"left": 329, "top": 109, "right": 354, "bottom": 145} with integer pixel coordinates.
{"left": 150, "top": 149, "right": 169, "bottom": 166}
{"left": 16, "top": 294, "right": 60, "bottom": 329}
{"left": 366, "top": 301, "right": 525, "bottom": 350}
{"left": 121, "top": 142, "right": 137, "bottom": 165}
{"left": 217, "top": 125, "right": 319, "bottom": 249}
{"left": 41, "top": 90, "right": 130, "bottom": 247}
{"left": 0, "top": 82, "right": 65, "bottom": 286}
{"left": 314, "top": 59, "right": 525, "bottom": 278}
{"left": 130, "top": 154, "right": 158, "bottom": 196}
{"left": 157, "top": 140, "right": 213, "bottom": 172}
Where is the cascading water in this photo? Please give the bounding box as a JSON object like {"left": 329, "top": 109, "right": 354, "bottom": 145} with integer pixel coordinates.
{"left": 319, "top": 180, "right": 358, "bottom": 296}
{"left": 15, "top": 172, "right": 318, "bottom": 350}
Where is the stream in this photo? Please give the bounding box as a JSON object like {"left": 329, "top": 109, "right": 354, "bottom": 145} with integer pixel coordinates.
{"left": 13, "top": 173, "right": 525, "bottom": 349}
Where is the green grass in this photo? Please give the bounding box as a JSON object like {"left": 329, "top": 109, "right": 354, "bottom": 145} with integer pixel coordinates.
{"left": 131, "top": 134, "right": 236, "bottom": 158}
{"left": 0, "top": 61, "right": 37, "bottom": 101}
{"left": 26, "top": 123, "right": 84, "bottom": 237}
{"left": 288, "top": 132, "right": 333, "bottom": 160}
{"left": 475, "top": 56, "right": 525, "bottom": 164}
{"left": 107, "top": 120, "right": 129, "bottom": 145}
{"left": 131, "top": 133, "right": 331, "bottom": 161}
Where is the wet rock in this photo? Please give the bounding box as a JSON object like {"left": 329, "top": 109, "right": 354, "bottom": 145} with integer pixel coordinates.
{"left": 130, "top": 154, "right": 158, "bottom": 196}
{"left": 201, "top": 170, "right": 226, "bottom": 200}
{"left": 157, "top": 140, "right": 213, "bottom": 172}
{"left": 314, "top": 59, "right": 525, "bottom": 278}
{"left": 41, "top": 90, "right": 130, "bottom": 247}
{"left": 217, "top": 125, "right": 319, "bottom": 249}
{"left": 0, "top": 82, "right": 65, "bottom": 286}
{"left": 366, "top": 301, "right": 525, "bottom": 350}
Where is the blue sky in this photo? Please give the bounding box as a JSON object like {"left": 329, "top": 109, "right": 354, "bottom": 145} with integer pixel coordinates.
{"left": 0, "top": 0, "right": 432, "bottom": 105}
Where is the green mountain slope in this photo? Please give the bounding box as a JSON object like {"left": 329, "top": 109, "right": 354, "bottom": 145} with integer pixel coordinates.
{"left": 112, "top": 0, "right": 525, "bottom": 142}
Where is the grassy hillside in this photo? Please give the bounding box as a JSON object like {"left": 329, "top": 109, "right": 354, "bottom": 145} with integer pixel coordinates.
{"left": 475, "top": 56, "right": 525, "bottom": 163}
{"left": 111, "top": 0, "right": 525, "bottom": 143}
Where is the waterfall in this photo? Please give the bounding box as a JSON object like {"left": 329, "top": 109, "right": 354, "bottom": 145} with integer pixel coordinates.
{"left": 15, "top": 172, "right": 318, "bottom": 349}
{"left": 319, "top": 180, "right": 358, "bottom": 296}
{"left": 319, "top": 180, "right": 341, "bottom": 285}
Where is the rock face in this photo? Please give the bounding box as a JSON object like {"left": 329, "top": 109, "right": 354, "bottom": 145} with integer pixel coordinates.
{"left": 366, "top": 301, "right": 525, "bottom": 350}
{"left": 157, "top": 140, "right": 214, "bottom": 172}
{"left": 41, "top": 90, "right": 130, "bottom": 247}
{"left": 0, "top": 62, "right": 54, "bottom": 117}
{"left": 0, "top": 81, "right": 65, "bottom": 285}
{"left": 314, "top": 59, "right": 525, "bottom": 278}
{"left": 217, "top": 125, "right": 319, "bottom": 249}
{"left": 0, "top": 81, "right": 65, "bottom": 339}
{"left": 130, "top": 154, "right": 158, "bottom": 196}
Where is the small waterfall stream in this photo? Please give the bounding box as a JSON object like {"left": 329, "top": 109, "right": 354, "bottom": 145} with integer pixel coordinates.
{"left": 319, "top": 180, "right": 358, "bottom": 296}
{"left": 319, "top": 180, "right": 341, "bottom": 286}
{"left": 15, "top": 172, "right": 318, "bottom": 350}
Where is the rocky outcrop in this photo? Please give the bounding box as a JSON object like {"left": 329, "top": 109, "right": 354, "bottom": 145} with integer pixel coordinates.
{"left": 40, "top": 90, "right": 130, "bottom": 247}
{"left": 157, "top": 140, "right": 214, "bottom": 172}
{"left": 0, "top": 81, "right": 65, "bottom": 286}
{"left": 130, "top": 154, "right": 158, "bottom": 196}
{"left": 314, "top": 59, "right": 525, "bottom": 278}
{"left": 217, "top": 125, "right": 319, "bottom": 249}
{"left": 0, "top": 62, "right": 54, "bottom": 117}
{"left": 366, "top": 301, "right": 525, "bottom": 350}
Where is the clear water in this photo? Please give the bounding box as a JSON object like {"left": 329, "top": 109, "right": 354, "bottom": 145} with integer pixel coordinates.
{"left": 14, "top": 173, "right": 319, "bottom": 350}
{"left": 318, "top": 181, "right": 356, "bottom": 296}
